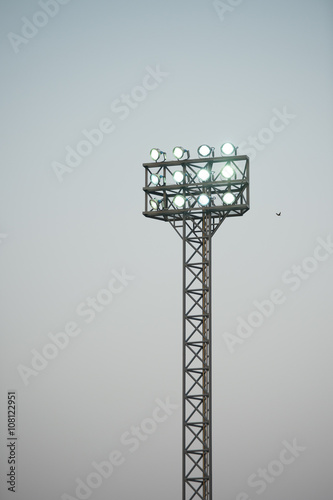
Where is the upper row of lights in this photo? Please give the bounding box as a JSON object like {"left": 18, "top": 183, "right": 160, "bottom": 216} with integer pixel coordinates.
{"left": 150, "top": 143, "right": 237, "bottom": 162}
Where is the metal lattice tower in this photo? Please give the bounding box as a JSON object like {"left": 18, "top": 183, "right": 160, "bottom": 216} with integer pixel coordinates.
{"left": 143, "top": 148, "right": 249, "bottom": 500}
{"left": 182, "top": 214, "right": 212, "bottom": 500}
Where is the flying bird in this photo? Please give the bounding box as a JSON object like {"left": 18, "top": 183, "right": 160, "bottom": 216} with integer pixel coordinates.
{"left": 276, "top": 212, "right": 281, "bottom": 216}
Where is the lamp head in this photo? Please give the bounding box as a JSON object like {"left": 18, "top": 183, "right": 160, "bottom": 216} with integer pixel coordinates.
{"left": 173, "top": 170, "right": 185, "bottom": 184}
{"left": 220, "top": 143, "right": 236, "bottom": 156}
{"left": 150, "top": 148, "right": 166, "bottom": 162}
{"left": 223, "top": 192, "right": 235, "bottom": 205}
{"left": 149, "top": 198, "right": 162, "bottom": 210}
{"left": 173, "top": 195, "right": 186, "bottom": 208}
{"left": 173, "top": 146, "right": 189, "bottom": 160}
{"left": 197, "top": 144, "right": 214, "bottom": 158}
{"left": 198, "top": 194, "right": 210, "bottom": 206}
{"left": 220, "top": 162, "right": 235, "bottom": 179}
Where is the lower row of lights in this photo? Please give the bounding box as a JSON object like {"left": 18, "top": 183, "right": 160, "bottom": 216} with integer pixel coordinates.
{"left": 149, "top": 191, "right": 235, "bottom": 210}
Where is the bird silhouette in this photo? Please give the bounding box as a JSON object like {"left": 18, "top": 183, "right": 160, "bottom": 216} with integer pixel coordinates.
{"left": 276, "top": 212, "right": 281, "bottom": 216}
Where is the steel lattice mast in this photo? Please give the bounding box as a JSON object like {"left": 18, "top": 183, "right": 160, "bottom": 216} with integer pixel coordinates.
{"left": 182, "top": 214, "right": 212, "bottom": 500}
{"left": 143, "top": 149, "right": 249, "bottom": 500}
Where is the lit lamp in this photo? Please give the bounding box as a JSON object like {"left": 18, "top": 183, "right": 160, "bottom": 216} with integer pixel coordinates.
{"left": 222, "top": 192, "right": 235, "bottom": 204}
{"left": 149, "top": 199, "right": 163, "bottom": 210}
{"left": 173, "top": 146, "right": 190, "bottom": 160}
{"left": 173, "top": 195, "right": 186, "bottom": 208}
{"left": 173, "top": 171, "right": 185, "bottom": 184}
{"left": 198, "top": 193, "right": 210, "bottom": 206}
{"left": 220, "top": 162, "right": 235, "bottom": 179}
{"left": 198, "top": 144, "right": 214, "bottom": 158}
{"left": 197, "top": 168, "right": 210, "bottom": 182}
{"left": 220, "top": 143, "right": 236, "bottom": 156}
{"left": 150, "top": 148, "right": 166, "bottom": 161}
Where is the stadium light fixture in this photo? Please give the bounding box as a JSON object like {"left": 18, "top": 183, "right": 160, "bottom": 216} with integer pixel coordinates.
{"left": 150, "top": 148, "right": 166, "bottom": 162}
{"left": 197, "top": 144, "right": 215, "bottom": 158}
{"left": 150, "top": 173, "right": 165, "bottom": 186}
{"left": 222, "top": 192, "right": 236, "bottom": 205}
{"left": 198, "top": 193, "right": 210, "bottom": 206}
{"left": 197, "top": 168, "right": 210, "bottom": 182}
{"left": 143, "top": 143, "right": 250, "bottom": 500}
{"left": 149, "top": 199, "right": 162, "bottom": 210}
{"left": 173, "top": 195, "right": 186, "bottom": 208}
{"left": 221, "top": 143, "right": 236, "bottom": 156}
{"left": 173, "top": 146, "right": 190, "bottom": 160}
{"left": 220, "top": 162, "right": 235, "bottom": 179}
{"left": 173, "top": 171, "right": 185, "bottom": 184}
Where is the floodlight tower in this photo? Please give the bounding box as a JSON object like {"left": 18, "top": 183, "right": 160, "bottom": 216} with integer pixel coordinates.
{"left": 142, "top": 143, "right": 250, "bottom": 500}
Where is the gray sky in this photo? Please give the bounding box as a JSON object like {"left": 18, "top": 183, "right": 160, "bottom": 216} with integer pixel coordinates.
{"left": 1, "top": 1, "right": 333, "bottom": 499}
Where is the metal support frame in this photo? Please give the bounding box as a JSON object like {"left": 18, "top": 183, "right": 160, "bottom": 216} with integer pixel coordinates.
{"left": 143, "top": 154, "right": 249, "bottom": 500}
{"left": 182, "top": 214, "right": 212, "bottom": 500}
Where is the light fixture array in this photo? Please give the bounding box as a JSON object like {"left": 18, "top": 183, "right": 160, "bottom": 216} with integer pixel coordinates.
{"left": 143, "top": 142, "right": 249, "bottom": 220}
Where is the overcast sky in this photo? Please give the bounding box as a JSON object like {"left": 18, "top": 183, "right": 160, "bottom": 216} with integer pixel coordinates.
{"left": 1, "top": 1, "right": 333, "bottom": 499}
